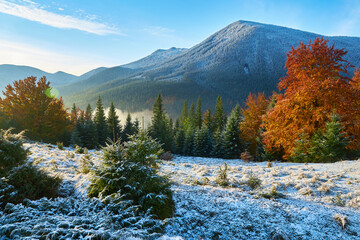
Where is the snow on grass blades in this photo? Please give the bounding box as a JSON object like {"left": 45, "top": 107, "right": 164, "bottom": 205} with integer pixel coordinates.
{"left": 0, "top": 197, "right": 164, "bottom": 239}
{"left": 88, "top": 131, "right": 175, "bottom": 220}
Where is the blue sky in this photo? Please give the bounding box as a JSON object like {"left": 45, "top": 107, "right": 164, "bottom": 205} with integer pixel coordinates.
{"left": 0, "top": 0, "right": 359, "bottom": 75}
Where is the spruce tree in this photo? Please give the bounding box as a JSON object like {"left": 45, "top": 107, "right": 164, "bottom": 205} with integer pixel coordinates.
{"left": 193, "top": 125, "right": 213, "bottom": 157}
{"left": 183, "top": 127, "right": 195, "bottom": 156}
{"left": 189, "top": 103, "right": 196, "bottom": 126}
{"left": 211, "top": 129, "right": 224, "bottom": 158}
{"left": 71, "top": 111, "right": 85, "bottom": 146}
{"left": 82, "top": 104, "right": 98, "bottom": 149}
{"left": 180, "top": 100, "right": 188, "bottom": 125}
{"left": 85, "top": 104, "right": 92, "bottom": 121}
{"left": 107, "top": 102, "right": 121, "bottom": 142}
{"left": 94, "top": 96, "right": 108, "bottom": 146}
{"left": 308, "top": 114, "right": 348, "bottom": 162}
{"left": 149, "top": 94, "right": 173, "bottom": 151}
{"left": 195, "top": 96, "right": 202, "bottom": 129}
{"left": 222, "top": 105, "right": 243, "bottom": 159}
{"left": 174, "top": 128, "right": 185, "bottom": 154}
{"left": 214, "top": 96, "right": 227, "bottom": 131}
{"left": 122, "top": 113, "right": 136, "bottom": 142}
{"left": 203, "top": 109, "right": 215, "bottom": 133}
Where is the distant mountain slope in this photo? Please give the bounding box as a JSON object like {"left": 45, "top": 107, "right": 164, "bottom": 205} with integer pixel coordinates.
{"left": 0, "top": 64, "right": 79, "bottom": 90}
{"left": 122, "top": 47, "right": 188, "bottom": 70}
{"left": 64, "top": 20, "right": 360, "bottom": 116}
{"left": 78, "top": 67, "right": 108, "bottom": 81}
{"left": 0, "top": 64, "right": 108, "bottom": 92}
{"left": 58, "top": 66, "right": 138, "bottom": 96}
{"left": 140, "top": 21, "right": 360, "bottom": 98}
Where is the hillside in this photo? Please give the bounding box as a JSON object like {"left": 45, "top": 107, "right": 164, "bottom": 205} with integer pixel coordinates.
{"left": 1, "top": 141, "right": 359, "bottom": 239}
{"left": 122, "top": 47, "right": 188, "bottom": 70}
{"left": 0, "top": 64, "right": 106, "bottom": 92}
{"left": 62, "top": 20, "right": 360, "bottom": 116}
{"left": 0, "top": 64, "right": 79, "bottom": 90}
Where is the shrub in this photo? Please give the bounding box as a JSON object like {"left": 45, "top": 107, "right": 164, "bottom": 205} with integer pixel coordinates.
{"left": 260, "top": 185, "right": 285, "bottom": 199}
{"left": 215, "top": 163, "right": 229, "bottom": 187}
{"left": 75, "top": 145, "right": 84, "bottom": 154}
{"left": 0, "top": 164, "right": 61, "bottom": 207}
{"left": 0, "top": 129, "right": 28, "bottom": 177}
{"left": 247, "top": 170, "right": 261, "bottom": 189}
{"left": 332, "top": 193, "right": 345, "bottom": 207}
{"left": 79, "top": 153, "right": 92, "bottom": 174}
{"left": 56, "top": 142, "right": 64, "bottom": 150}
{"left": 88, "top": 132, "right": 174, "bottom": 220}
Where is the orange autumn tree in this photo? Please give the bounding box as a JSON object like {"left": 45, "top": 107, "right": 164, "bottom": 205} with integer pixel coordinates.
{"left": 240, "top": 92, "right": 269, "bottom": 157}
{"left": 0, "top": 76, "right": 71, "bottom": 143}
{"left": 262, "top": 37, "right": 360, "bottom": 159}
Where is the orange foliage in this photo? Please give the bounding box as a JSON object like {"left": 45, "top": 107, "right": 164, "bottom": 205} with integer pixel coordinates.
{"left": 240, "top": 92, "right": 269, "bottom": 156}
{"left": 262, "top": 38, "right": 360, "bottom": 159}
{"left": 0, "top": 76, "right": 71, "bottom": 142}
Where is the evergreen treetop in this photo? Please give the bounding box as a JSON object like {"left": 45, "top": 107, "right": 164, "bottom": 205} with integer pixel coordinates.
{"left": 94, "top": 96, "right": 108, "bottom": 146}
{"left": 107, "top": 101, "right": 121, "bottom": 142}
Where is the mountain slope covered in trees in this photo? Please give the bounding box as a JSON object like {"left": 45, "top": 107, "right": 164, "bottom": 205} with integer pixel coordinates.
{"left": 61, "top": 20, "right": 360, "bottom": 116}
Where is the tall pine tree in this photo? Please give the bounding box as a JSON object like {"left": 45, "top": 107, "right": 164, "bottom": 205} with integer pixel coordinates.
{"left": 149, "top": 94, "right": 173, "bottom": 151}
{"left": 195, "top": 96, "right": 202, "bottom": 129}
{"left": 222, "top": 105, "right": 243, "bottom": 159}
{"left": 83, "top": 104, "right": 98, "bottom": 149}
{"left": 193, "top": 125, "right": 213, "bottom": 157}
{"left": 107, "top": 101, "right": 121, "bottom": 142}
{"left": 94, "top": 96, "right": 108, "bottom": 146}
{"left": 214, "top": 96, "right": 226, "bottom": 132}
{"left": 180, "top": 100, "right": 188, "bottom": 125}
{"left": 122, "top": 113, "right": 137, "bottom": 142}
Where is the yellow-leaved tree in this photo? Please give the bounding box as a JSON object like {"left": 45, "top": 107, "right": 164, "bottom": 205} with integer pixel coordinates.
{"left": 0, "top": 76, "right": 71, "bottom": 143}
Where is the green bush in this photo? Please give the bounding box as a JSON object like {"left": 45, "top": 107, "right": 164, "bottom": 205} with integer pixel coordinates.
{"left": 56, "top": 142, "right": 64, "bottom": 150}
{"left": 0, "top": 129, "right": 28, "bottom": 177}
{"left": 88, "top": 132, "right": 174, "bottom": 220}
{"left": 0, "top": 164, "right": 61, "bottom": 207}
{"left": 215, "top": 163, "right": 229, "bottom": 187}
{"left": 291, "top": 114, "right": 348, "bottom": 163}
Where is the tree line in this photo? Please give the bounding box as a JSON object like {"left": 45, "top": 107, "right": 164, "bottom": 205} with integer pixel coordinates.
{"left": 1, "top": 37, "right": 360, "bottom": 162}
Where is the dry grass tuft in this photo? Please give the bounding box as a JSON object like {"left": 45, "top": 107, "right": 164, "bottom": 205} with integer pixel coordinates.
{"left": 333, "top": 214, "right": 347, "bottom": 229}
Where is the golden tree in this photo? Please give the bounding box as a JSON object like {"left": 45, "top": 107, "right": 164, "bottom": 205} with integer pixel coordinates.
{"left": 262, "top": 38, "right": 360, "bottom": 159}
{"left": 240, "top": 92, "right": 269, "bottom": 156}
{"left": 0, "top": 76, "right": 71, "bottom": 142}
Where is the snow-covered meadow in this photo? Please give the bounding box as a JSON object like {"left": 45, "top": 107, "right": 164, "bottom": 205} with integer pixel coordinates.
{"left": 1, "top": 141, "right": 359, "bottom": 239}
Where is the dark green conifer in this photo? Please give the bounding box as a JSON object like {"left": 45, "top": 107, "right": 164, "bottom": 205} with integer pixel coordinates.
{"left": 308, "top": 114, "right": 348, "bottom": 162}
{"left": 211, "top": 129, "right": 224, "bottom": 158}
{"left": 122, "top": 113, "right": 136, "bottom": 142}
{"left": 195, "top": 96, "right": 202, "bottom": 129}
{"left": 180, "top": 100, "right": 188, "bottom": 125}
{"left": 214, "top": 96, "right": 227, "bottom": 131}
{"left": 149, "top": 94, "right": 173, "bottom": 151}
{"left": 193, "top": 125, "right": 213, "bottom": 157}
{"left": 222, "top": 105, "right": 243, "bottom": 159}
{"left": 94, "top": 96, "right": 108, "bottom": 146}
{"left": 107, "top": 101, "right": 121, "bottom": 142}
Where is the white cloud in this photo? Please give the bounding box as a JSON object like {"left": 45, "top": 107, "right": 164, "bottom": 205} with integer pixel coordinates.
{"left": 144, "top": 26, "right": 175, "bottom": 37}
{"left": 0, "top": 0, "right": 121, "bottom": 35}
{"left": 0, "top": 39, "right": 108, "bottom": 75}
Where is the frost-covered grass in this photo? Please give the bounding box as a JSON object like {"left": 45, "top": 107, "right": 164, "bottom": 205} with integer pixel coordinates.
{"left": 1, "top": 142, "right": 359, "bottom": 239}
